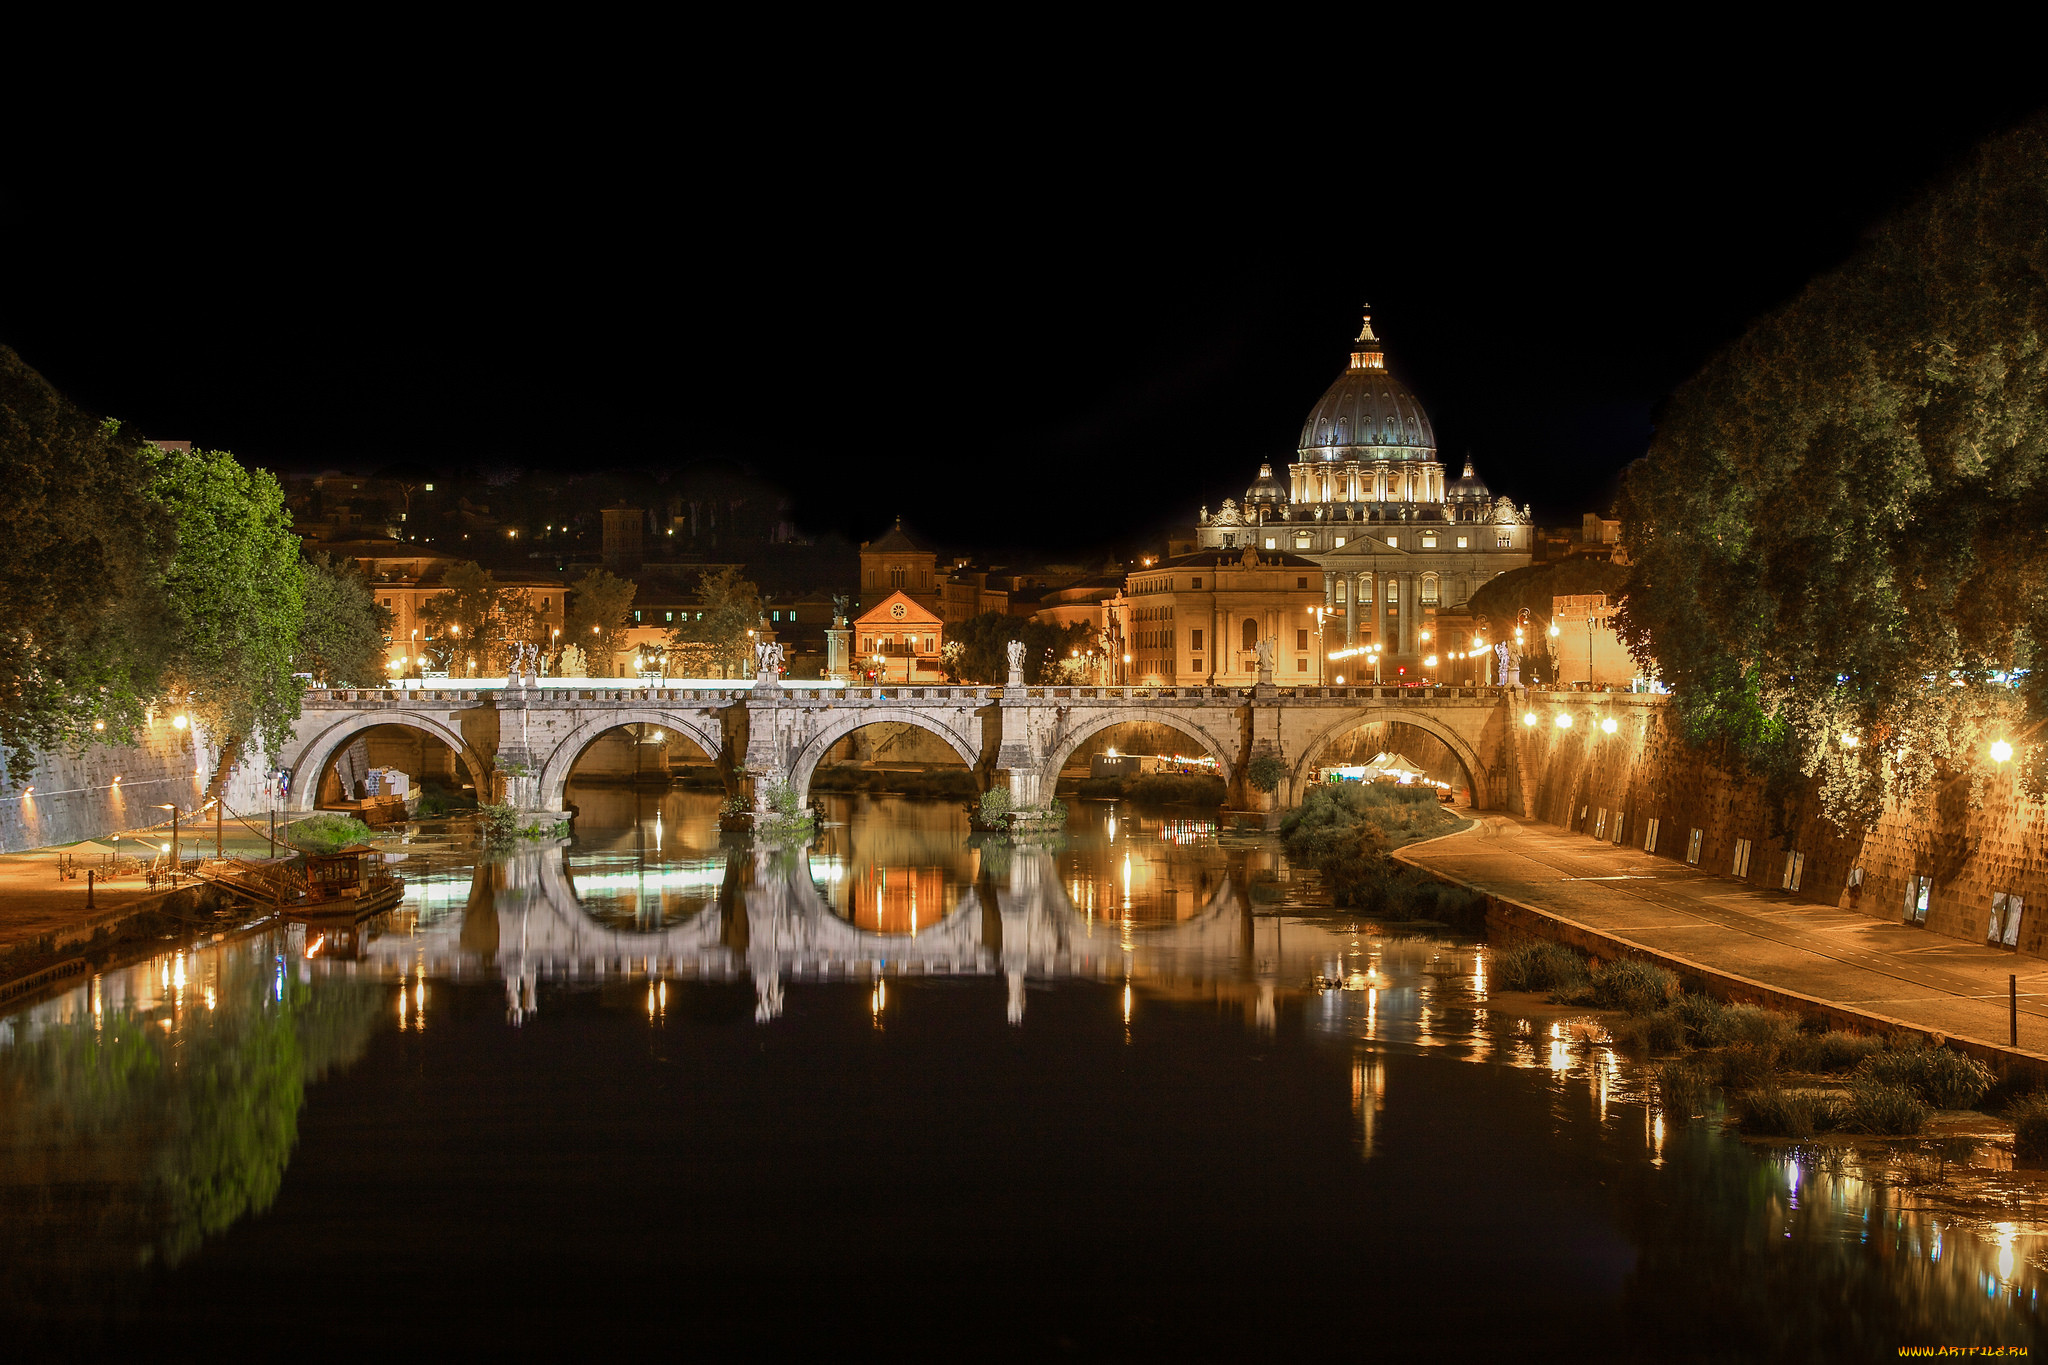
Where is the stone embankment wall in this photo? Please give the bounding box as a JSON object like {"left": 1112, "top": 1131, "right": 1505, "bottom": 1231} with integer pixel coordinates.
{"left": 1, "top": 718, "right": 269, "bottom": 854}
{"left": 1507, "top": 691, "right": 2048, "bottom": 956}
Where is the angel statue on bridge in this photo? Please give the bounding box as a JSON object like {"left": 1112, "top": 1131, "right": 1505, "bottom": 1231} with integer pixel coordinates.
{"left": 1005, "top": 638, "right": 1027, "bottom": 684}
{"left": 1253, "top": 636, "right": 1276, "bottom": 677}
{"left": 754, "top": 640, "right": 785, "bottom": 676}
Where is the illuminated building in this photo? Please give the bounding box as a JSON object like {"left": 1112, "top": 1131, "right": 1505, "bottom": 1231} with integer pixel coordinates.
{"left": 1193, "top": 308, "right": 1534, "bottom": 670}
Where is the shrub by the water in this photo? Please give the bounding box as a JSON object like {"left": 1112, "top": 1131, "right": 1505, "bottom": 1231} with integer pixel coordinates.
{"left": 1612, "top": 1009, "right": 1688, "bottom": 1055}
{"left": 1842, "top": 1082, "right": 1932, "bottom": 1135}
{"left": 1672, "top": 993, "right": 1732, "bottom": 1047}
{"left": 1657, "top": 1056, "right": 1718, "bottom": 1117}
{"left": 1719, "top": 1004, "right": 1798, "bottom": 1053}
{"left": 1782, "top": 1030, "right": 1883, "bottom": 1074}
{"left": 1853, "top": 1046, "right": 1994, "bottom": 1110}
{"left": 1590, "top": 959, "right": 1678, "bottom": 1015}
{"left": 1739, "top": 1086, "right": 1828, "bottom": 1138}
{"left": 287, "top": 813, "right": 378, "bottom": 853}
{"left": 2006, "top": 1092, "right": 2048, "bottom": 1159}
{"left": 1494, "top": 941, "right": 1591, "bottom": 993}
{"left": 1719, "top": 1042, "right": 1781, "bottom": 1092}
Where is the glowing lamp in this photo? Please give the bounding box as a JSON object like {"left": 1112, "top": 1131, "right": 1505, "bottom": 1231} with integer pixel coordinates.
{"left": 1838, "top": 733, "right": 1859, "bottom": 748}
{"left": 1523, "top": 712, "right": 1538, "bottom": 727}
{"left": 1600, "top": 717, "right": 1618, "bottom": 734}
{"left": 1555, "top": 713, "right": 1573, "bottom": 729}
{"left": 172, "top": 715, "right": 188, "bottom": 730}
{"left": 1992, "top": 740, "right": 2015, "bottom": 764}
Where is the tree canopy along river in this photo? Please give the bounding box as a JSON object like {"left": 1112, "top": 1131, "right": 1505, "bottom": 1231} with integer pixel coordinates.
{"left": 3, "top": 788, "right": 2043, "bottom": 1357}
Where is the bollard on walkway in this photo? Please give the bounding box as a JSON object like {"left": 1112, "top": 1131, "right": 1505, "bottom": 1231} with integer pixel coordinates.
{"left": 86, "top": 868, "right": 94, "bottom": 910}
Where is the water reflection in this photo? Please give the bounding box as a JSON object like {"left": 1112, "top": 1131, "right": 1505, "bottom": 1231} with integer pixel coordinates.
{"left": 1, "top": 790, "right": 2045, "bottom": 1350}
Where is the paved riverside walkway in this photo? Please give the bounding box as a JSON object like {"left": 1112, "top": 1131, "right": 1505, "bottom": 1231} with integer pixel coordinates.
{"left": 0, "top": 818, "right": 289, "bottom": 955}
{"left": 1399, "top": 815, "right": 2048, "bottom": 1059}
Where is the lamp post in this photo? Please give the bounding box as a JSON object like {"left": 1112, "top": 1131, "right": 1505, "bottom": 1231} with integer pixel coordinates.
{"left": 1586, "top": 613, "right": 1597, "bottom": 689}
{"left": 156, "top": 804, "right": 179, "bottom": 883}
{"left": 1314, "top": 606, "right": 1327, "bottom": 686}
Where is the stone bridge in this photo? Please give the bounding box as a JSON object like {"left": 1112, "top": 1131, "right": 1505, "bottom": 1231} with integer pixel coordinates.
{"left": 273, "top": 679, "right": 1515, "bottom": 820}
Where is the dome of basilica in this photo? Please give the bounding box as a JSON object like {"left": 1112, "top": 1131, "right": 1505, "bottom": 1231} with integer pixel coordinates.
{"left": 1447, "top": 457, "right": 1490, "bottom": 501}
{"left": 1245, "top": 462, "right": 1287, "bottom": 504}
{"left": 1296, "top": 314, "right": 1436, "bottom": 461}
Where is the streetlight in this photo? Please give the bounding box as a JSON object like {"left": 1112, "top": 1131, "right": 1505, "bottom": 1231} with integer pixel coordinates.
{"left": 1600, "top": 716, "right": 1618, "bottom": 735}
{"left": 156, "top": 804, "right": 179, "bottom": 883}
{"left": 1992, "top": 739, "right": 2015, "bottom": 764}
{"left": 1555, "top": 713, "right": 1573, "bottom": 729}
{"left": 1523, "top": 711, "right": 1539, "bottom": 727}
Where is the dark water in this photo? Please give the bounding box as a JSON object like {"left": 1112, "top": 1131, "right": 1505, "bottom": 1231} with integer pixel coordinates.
{"left": 3, "top": 788, "right": 2043, "bottom": 1357}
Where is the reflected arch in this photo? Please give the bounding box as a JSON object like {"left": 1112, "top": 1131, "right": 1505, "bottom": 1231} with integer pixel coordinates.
{"left": 784, "top": 707, "right": 983, "bottom": 804}
{"left": 288, "top": 712, "right": 491, "bottom": 812}
{"left": 1036, "top": 709, "right": 1238, "bottom": 798}
{"left": 537, "top": 711, "right": 726, "bottom": 809}
{"left": 1288, "top": 708, "right": 1491, "bottom": 810}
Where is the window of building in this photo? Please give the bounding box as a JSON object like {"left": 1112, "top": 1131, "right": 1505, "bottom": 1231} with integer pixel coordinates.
{"left": 1991, "top": 892, "right": 2025, "bottom": 947}
{"left": 1190, "top": 629, "right": 1203, "bottom": 652}
{"left": 1295, "top": 534, "right": 1313, "bottom": 550}
{"left": 633, "top": 610, "right": 642, "bottom": 622}
{"left": 1191, "top": 577, "right": 1203, "bottom": 590}
{"left": 1297, "top": 629, "right": 1309, "bottom": 650}
{"left": 1644, "top": 817, "right": 1660, "bottom": 854}
{"left": 382, "top": 598, "right": 392, "bottom": 607}
{"left": 1334, "top": 536, "right": 1346, "bottom": 548}
{"left": 1264, "top": 537, "right": 1276, "bottom": 550}
{"left": 1907, "top": 875, "right": 1932, "bottom": 925}
{"left": 1335, "top": 582, "right": 1347, "bottom": 603}
{"left": 664, "top": 611, "right": 674, "bottom": 622}
{"left": 424, "top": 483, "right": 434, "bottom": 491}
{"left": 1421, "top": 576, "right": 1438, "bottom": 603}
{"left": 1241, "top": 618, "right": 1259, "bottom": 651}
{"left": 1685, "top": 828, "right": 1703, "bottom": 865}
{"left": 1191, "top": 657, "right": 1203, "bottom": 672}
{"left": 1456, "top": 536, "right": 1468, "bottom": 549}
{"left": 890, "top": 567, "right": 906, "bottom": 589}
{"left": 1731, "top": 838, "right": 1753, "bottom": 878}
{"left": 1386, "top": 535, "right": 1398, "bottom": 548}
{"left": 1781, "top": 851, "right": 1805, "bottom": 892}
{"left": 1497, "top": 535, "right": 1511, "bottom": 548}
{"left": 924, "top": 636, "right": 935, "bottom": 652}
{"left": 1297, "top": 658, "right": 1308, "bottom": 671}
{"left": 1422, "top": 535, "right": 1437, "bottom": 548}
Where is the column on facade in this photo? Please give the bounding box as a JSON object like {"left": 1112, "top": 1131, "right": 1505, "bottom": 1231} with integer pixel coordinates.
{"left": 1344, "top": 573, "right": 1358, "bottom": 647}
{"left": 1405, "top": 572, "right": 1420, "bottom": 657}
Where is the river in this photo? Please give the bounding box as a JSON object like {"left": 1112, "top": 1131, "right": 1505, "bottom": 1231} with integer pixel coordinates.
{"left": 2, "top": 788, "right": 2042, "bottom": 1356}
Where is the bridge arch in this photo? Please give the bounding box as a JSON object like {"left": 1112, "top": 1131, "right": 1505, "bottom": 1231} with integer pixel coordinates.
{"left": 784, "top": 707, "right": 984, "bottom": 804}
{"left": 1289, "top": 707, "right": 1491, "bottom": 810}
{"left": 1036, "top": 708, "right": 1239, "bottom": 798}
{"left": 537, "top": 710, "right": 727, "bottom": 809}
{"left": 287, "top": 711, "right": 492, "bottom": 812}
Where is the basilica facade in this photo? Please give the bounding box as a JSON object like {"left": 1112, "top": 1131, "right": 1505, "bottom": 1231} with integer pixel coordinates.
{"left": 1192, "top": 310, "right": 1532, "bottom": 670}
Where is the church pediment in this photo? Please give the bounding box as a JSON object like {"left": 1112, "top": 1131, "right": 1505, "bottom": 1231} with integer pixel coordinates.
{"left": 853, "top": 590, "right": 944, "bottom": 630}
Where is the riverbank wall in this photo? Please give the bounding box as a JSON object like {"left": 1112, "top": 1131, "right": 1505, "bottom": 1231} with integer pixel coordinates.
{"left": 1, "top": 720, "right": 268, "bottom": 854}
{"left": 1504, "top": 691, "right": 2048, "bottom": 957}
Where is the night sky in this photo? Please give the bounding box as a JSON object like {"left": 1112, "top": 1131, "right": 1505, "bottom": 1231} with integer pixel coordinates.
{"left": 3, "top": 79, "right": 2039, "bottom": 558}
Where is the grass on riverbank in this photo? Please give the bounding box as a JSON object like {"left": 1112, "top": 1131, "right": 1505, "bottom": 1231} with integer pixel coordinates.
{"left": 1280, "top": 784, "right": 1480, "bottom": 923}
{"left": 1500, "top": 937, "right": 2007, "bottom": 1138}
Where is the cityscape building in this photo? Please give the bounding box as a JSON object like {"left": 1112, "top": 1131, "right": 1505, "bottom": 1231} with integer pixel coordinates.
{"left": 1192, "top": 309, "right": 1533, "bottom": 673}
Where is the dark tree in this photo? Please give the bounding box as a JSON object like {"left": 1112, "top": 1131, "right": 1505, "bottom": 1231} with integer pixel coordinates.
{"left": 1616, "top": 115, "right": 2048, "bottom": 823}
